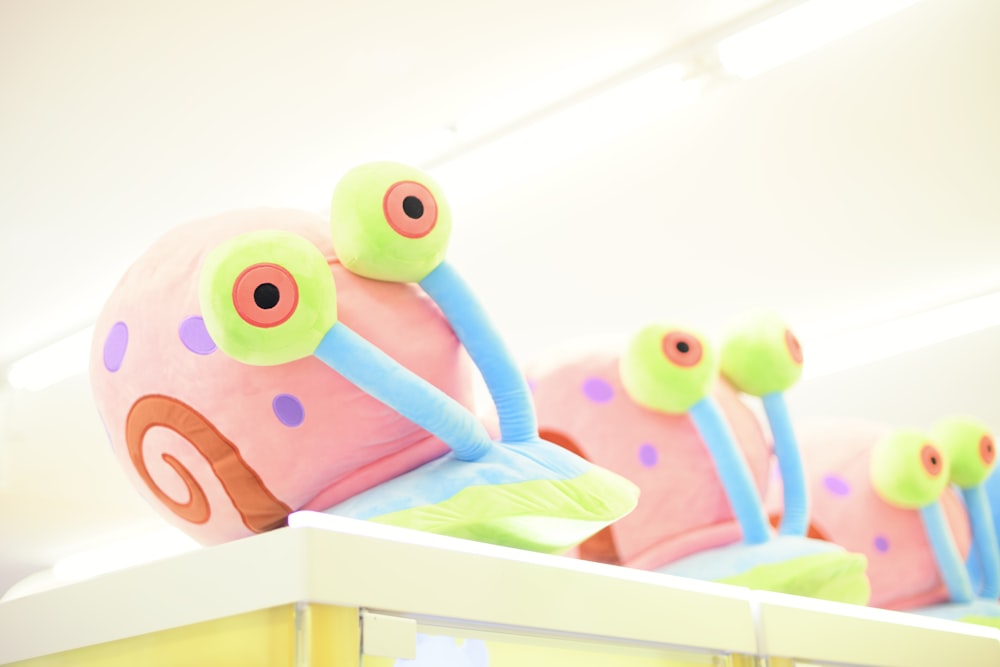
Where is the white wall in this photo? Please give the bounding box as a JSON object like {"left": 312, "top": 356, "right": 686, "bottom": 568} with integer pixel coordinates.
{"left": 444, "top": 0, "right": 1000, "bottom": 361}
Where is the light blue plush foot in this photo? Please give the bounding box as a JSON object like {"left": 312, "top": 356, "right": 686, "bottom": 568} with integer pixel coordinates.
{"left": 918, "top": 599, "right": 1000, "bottom": 629}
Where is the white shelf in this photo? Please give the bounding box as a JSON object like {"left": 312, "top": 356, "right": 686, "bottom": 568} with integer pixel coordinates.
{"left": 0, "top": 512, "right": 998, "bottom": 666}
{"left": 0, "top": 513, "right": 756, "bottom": 664}
{"left": 753, "top": 589, "right": 1000, "bottom": 667}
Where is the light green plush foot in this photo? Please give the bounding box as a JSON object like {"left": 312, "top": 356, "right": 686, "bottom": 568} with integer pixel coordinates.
{"left": 370, "top": 467, "right": 639, "bottom": 554}
{"left": 718, "top": 552, "right": 871, "bottom": 605}
{"left": 961, "top": 615, "right": 1000, "bottom": 630}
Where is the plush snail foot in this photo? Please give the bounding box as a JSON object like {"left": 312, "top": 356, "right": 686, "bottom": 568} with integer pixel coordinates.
{"left": 321, "top": 438, "right": 639, "bottom": 554}
{"left": 656, "top": 536, "right": 871, "bottom": 605}
{"left": 959, "top": 615, "right": 1000, "bottom": 630}
{"left": 717, "top": 551, "right": 871, "bottom": 605}
{"left": 915, "top": 599, "right": 1000, "bottom": 629}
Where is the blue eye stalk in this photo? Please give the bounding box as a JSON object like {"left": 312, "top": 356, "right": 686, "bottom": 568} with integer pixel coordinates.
{"left": 920, "top": 500, "right": 975, "bottom": 604}
{"left": 313, "top": 323, "right": 496, "bottom": 462}
{"left": 961, "top": 482, "right": 1000, "bottom": 600}
{"left": 687, "top": 397, "right": 773, "bottom": 545}
{"left": 914, "top": 493, "right": 1000, "bottom": 625}
{"left": 419, "top": 262, "right": 538, "bottom": 445}
{"left": 760, "top": 393, "right": 807, "bottom": 536}
{"left": 328, "top": 161, "right": 537, "bottom": 447}
{"left": 931, "top": 416, "right": 1000, "bottom": 601}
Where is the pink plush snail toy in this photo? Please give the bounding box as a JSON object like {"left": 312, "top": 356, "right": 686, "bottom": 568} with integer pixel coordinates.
{"left": 90, "top": 161, "right": 638, "bottom": 554}
{"left": 789, "top": 417, "right": 1000, "bottom": 629}
{"left": 527, "top": 314, "right": 870, "bottom": 604}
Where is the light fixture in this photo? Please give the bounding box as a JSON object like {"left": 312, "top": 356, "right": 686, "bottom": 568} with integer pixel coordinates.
{"left": 6, "top": 326, "right": 95, "bottom": 391}
{"left": 802, "top": 291, "right": 1000, "bottom": 380}
{"left": 717, "top": 0, "right": 921, "bottom": 79}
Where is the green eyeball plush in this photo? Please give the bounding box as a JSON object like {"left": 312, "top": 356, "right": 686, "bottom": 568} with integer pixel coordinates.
{"left": 720, "top": 312, "right": 803, "bottom": 397}
{"left": 330, "top": 161, "right": 452, "bottom": 283}
{"left": 932, "top": 416, "right": 997, "bottom": 489}
{"left": 619, "top": 323, "right": 717, "bottom": 414}
{"left": 199, "top": 230, "right": 338, "bottom": 366}
{"left": 870, "top": 429, "right": 950, "bottom": 509}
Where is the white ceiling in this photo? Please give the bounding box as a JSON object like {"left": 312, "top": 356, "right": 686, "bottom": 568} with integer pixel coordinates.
{"left": 2, "top": 0, "right": 999, "bottom": 596}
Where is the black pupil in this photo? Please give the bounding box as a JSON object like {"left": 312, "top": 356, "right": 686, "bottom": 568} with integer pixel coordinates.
{"left": 254, "top": 283, "right": 280, "bottom": 310}
{"left": 930, "top": 456, "right": 938, "bottom": 466}
{"left": 402, "top": 196, "right": 424, "bottom": 219}
{"left": 676, "top": 341, "right": 690, "bottom": 354}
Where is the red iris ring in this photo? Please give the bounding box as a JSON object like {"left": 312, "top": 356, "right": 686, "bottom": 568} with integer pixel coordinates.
{"left": 232, "top": 263, "right": 298, "bottom": 328}
{"left": 981, "top": 435, "right": 996, "bottom": 466}
{"left": 920, "top": 443, "right": 944, "bottom": 477}
{"left": 383, "top": 181, "right": 438, "bottom": 239}
{"left": 660, "top": 331, "right": 703, "bottom": 368}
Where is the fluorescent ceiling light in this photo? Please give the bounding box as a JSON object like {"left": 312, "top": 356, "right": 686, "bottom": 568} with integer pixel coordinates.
{"left": 6, "top": 326, "right": 95, "bottom": 391}
{"left": 52, "top": 527, "right": 200, "bottom": 583}
{"left": 802, "top": 291, "right": 1000, "bottom": 380}
{"left": 717, "top": 0, "right": 921, "bottom": 79}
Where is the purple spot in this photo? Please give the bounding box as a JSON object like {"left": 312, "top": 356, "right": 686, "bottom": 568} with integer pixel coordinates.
{"left": 638, "top": 443, "right": 659, "bottom": 467}
{"left": 823, "top": 474, "right": 851, "bottom": 497}
{"left": 273, "top": 394, "right": 305, "bottom": 427}
{"left": 527, "top": 378, "right": 537, "bottom": 393}
{"left": 582, "top": 377, "right": 614, "bottom": 403}
{"left": 103, "top": 321, "right": 128, "bottom": 372}
{"left": 179, "top": 316, "right": 216, "bottom": 355}
{"left": 874, "top": 535, "right": 890, "bottom": 553}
